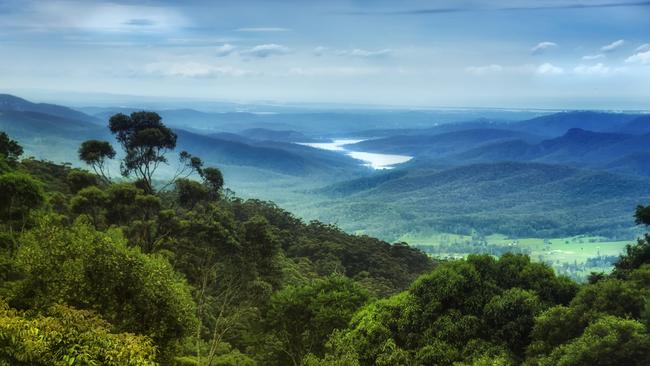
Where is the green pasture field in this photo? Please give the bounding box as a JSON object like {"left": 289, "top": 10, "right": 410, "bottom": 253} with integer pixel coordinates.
{"left": 400, "top": 232, "right": 632, "bottom": 276}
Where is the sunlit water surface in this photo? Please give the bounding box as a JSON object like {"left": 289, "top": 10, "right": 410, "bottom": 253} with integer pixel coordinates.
{"left": 298, "top": 139, "right": 412, "bottom": 169}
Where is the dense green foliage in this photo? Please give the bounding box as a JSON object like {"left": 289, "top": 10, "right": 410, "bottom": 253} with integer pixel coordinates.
{"left": 303, "top": 207, "right": 650, "bottom": 365}
{"left": 0, "top": 172, "right": 44, "bottom": 232}
{"left": 78, "top": 139, "right": 116, "bottom": 182}
{"left": 304, "top": 254, "right": 576, "bottom": 365}
{"left": 109, "top": 111, "right": 178, "bottom": 193}
{"left": 265, "top": 276, "right": 370, "bottom": 365}
{"left": 0, "top": 300, "right": 157, "bottom": 366}
{"left": 0, "top": 128, "right": 431, "bottom": 365}
{"left": 1, "top": 124, "right": 649, "bottom": 365}
{"left": 0, "top": 132, "right": 23, "bottom": 164}
{"left": 14, "top": 219, "right": 198, "bottom": 354}
{"left": 307, "top": 256, "right": 650, "bottom": 365}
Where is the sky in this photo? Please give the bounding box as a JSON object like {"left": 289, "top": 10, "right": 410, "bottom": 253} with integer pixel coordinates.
{"left": 1, "top": 0, "right": 649, "bottom": 109}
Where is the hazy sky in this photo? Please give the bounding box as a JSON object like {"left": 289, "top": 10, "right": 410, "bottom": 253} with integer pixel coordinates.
{"left": 1, "top": 0, "right": 649, "bottom": 109}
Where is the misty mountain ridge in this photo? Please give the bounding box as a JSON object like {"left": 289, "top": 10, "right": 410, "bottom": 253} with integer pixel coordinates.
{"left": 2, "top": 92, "right": 650, "bottom": 239}
{"left": 0, "top": 94, "right": 100, "bottom": 124}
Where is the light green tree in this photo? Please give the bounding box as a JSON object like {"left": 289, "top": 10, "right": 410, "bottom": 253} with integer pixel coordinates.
{"left": 14, "top": 217, "right": 199, "bottom": 360}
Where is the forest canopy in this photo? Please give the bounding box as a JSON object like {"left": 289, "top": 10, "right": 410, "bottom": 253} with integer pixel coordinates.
{"left": 1, "top": 116, "right": 649, "bottom": 365}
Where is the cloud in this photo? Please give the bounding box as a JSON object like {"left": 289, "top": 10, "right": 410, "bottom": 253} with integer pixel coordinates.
{"left": 123, "top": 18, "right": 156, "bottom": 26}
{"left": 501, "top": 1, "right": 650, "bottom": 11}
{"left": 625, "top": 50, "right": 650, "bottom": 65}
{"left": 215, "top": 43, "right": 236, "bottom": 57}
{"left": 21, "top": 2, "right": 188, "bottom": 33}
{"left": 466, "top": 64, "right": 503, "bottom": 75}
{"left": 345, "top": 7, "right": 462, "bottom": 15}
{"left": 601, "top": 39, "right": 625, "bottom": 52}
{"left": 573, "top": 63, "right": 612, "bottom": 75}
{"left": 235, "top": 27, "right": 290, "bottom": 32}
{"left": 288, "top": 67, "right": 381, "bottom": 77}
{"left": 143, "top": 62, "right": 256, "bottom": 78}
{"left": 313, "top": 47, "right": 392, "bottom": 58}
{"left": 582, "top": 54, "right": 605, "bottom": 60}
{"left": 531, "top": 41, "right": 557, "bottom": 55}
{"left": 240, "top": 44, "right": 290, "bottom": 58}
{"left": 345, "top": 1, "right": 650, "bottom": 15}
{"left": 536, "top": 63, "right": 564, "bottom": 75}
{"left": 313, "top": 46, "right": 327, "bottom": 56}
{"left": 336, "top": 48, "right": 392, "bottom": 58}
{"left": 636, "top": 44, "right": 650, "bottom": 52}
{"left": 214, "top": 43, "right": 289, "bottom": 58}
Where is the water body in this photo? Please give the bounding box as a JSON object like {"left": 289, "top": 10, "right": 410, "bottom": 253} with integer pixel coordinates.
{"left": 299, "top": 139, "right": 412, "bottom": 170}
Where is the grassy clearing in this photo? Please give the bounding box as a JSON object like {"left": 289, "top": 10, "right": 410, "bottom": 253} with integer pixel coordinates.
{"left": 399, "top": 232, "right": 632, "bottom": 281}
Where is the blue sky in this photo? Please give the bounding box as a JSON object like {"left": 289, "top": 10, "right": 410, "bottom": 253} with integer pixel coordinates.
{"left": 1, "top": 0, "right": 649, "bottom": 109}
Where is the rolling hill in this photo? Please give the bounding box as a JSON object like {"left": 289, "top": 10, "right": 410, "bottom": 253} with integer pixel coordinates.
{"left": 3, "top": 93, "right": 649, "bottom": 242}
{"left": 342, "top": 118, "right": 511, "bottom": 138}
{"left": 0, "top": 94, "right": 100, "bottom": 124}
{"left": 616, "top": 114, "right": 650, "bottom": 135}
{"left": 0, "top": 94, "right": 108, "bottom": 162}
{"left": 82, "top": 106, "right": 548, "bottom": 135}
{"left": 510, "top": 111, "right": 638, "bottom": 137}
{"left": 0, "top": 94, "right": 369, "bottom": 179}
{"left": 238, "top": 128, "right": 317, "bottom": 142}
{"left": 174, "top": 129, "right": 362, "bottom": 177}
{"left": 314, "top": 162, "right": 650, "bottom": 239}
{"left": 452, "top": 128, "right": 650, "bottom": 169}
{"left": 603, "top": 152, "right": 650, "bottom": 177}
{"left": 0, "top": 110, "right": 104, "bottom": 139}
{"left": 345, "top": 128, "right": 543, "bottom": 157}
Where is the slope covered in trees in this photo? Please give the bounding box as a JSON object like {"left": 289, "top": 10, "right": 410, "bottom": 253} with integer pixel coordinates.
{"left": 307, "top": 206, "right": 650, "bottom": 366}
{"left": 317, "top": 162, "right": 650, "bottom": 239}
{"left": 345, "top": 129, "right": 543, "bottom": 156}
{"left": 1, "top": 112, "right": 650, "bottom": 365}
{"left": 0, "top": 123, "right": 431, "bottom": 365}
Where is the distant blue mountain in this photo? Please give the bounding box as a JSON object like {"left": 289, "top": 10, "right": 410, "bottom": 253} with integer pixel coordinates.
{"left": 2, "top": 93, "right": 649, "bottom": 240}
{"left": 0, "top": 94, "right": 100, "bottom": 124}
{"left": 346, "top": 128, "right": 543, "bottom": 156}
{"left": 510, "top": 111, "right": 638, "bottom": 137}
{"left": 453, "top": 128, "right": 650, "bottom": 169}
{"left": 174, "top": 129, "right": 361, "bottom": 177}
{"left": 0, "top": 94, "right": 367, "bottom": 177}
{"left": 238, "top": 128, "right": 318, "bottom": 143}
{"left": 616, "top": 114, "right": 650, "bottom": 135}
{"left": 604, "top": 152, "right": 650, "bottom": 177}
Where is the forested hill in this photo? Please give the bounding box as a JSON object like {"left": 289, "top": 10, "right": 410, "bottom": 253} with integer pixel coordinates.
{"left": 317, "top": 162, "right": 650, "bottom": 239}
{"left": 2, "top": 119, "right": 650, "bottom": 365}
{"left": 0, "top": 127, "right": 431, "bottom": 365}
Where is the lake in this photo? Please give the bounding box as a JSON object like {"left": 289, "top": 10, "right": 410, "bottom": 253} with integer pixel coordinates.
{"left": 298, "top": 139, "right": 413, "bottom": 169}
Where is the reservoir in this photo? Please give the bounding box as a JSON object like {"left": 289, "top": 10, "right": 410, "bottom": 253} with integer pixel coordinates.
{"left": 298, "top": 139, "right": 412, "bottom": 169}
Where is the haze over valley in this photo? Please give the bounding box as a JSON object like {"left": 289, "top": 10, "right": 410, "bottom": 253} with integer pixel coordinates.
{"left": 4, "top": 93, "right": 650, "bottom": 249}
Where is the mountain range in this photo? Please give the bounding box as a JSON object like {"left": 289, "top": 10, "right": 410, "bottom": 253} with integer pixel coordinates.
{"left": 0, "top": 94, "right": 361, "bottom": 180}
{"left": 316, "top": 162, "right": 650, "bottom": 238}
{"left": 1, "top": 93, "right": 649, "bottom": 240}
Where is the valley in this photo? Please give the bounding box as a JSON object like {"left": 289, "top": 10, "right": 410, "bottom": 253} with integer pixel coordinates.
{"left": 2, "top": 93, "right": 650, "bottom": 279}
{"left": 4, "top": 2, "right": 650, "bottom": 364}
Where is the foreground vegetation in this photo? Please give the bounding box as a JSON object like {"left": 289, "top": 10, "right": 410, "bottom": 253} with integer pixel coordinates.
{"left": 1, "top": 115, "right": 649, "bottom": 365}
